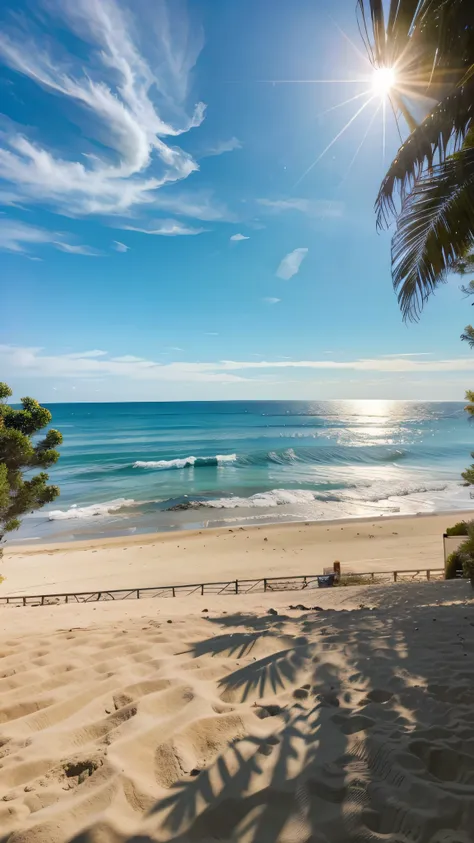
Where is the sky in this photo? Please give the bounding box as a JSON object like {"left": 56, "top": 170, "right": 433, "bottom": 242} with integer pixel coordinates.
{"left": 1, "top": 0, "right": 473, "bottom": 403}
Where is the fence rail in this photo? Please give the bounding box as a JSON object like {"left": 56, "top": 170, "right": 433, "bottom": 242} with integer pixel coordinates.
{"left": 0, "top": 568, "right": 445, "bottom": 607}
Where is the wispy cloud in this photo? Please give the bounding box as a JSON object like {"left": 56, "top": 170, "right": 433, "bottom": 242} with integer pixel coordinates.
{"left": 122, "top": 219, "right": 206, "bottom": 236}
{"left": 53, "top": 242, "right": 102, "bottom": 256}
{"left": 258, "top": 198, "right": 344, "bottom": 218}
{"left": 200, "top": 137, "right": 242, "bottom": 157}
{"left": 151, "top": 191, "right": 233, "bottom": 221}
{"left": 276, "top": 247, "right": 308, "bottom": 280}
{"left": 0, "top": 345, "right": 248, "bottom": 384}
{"left": 0, "top": 219, "right": 99, "bottom": 256}
{"left": 3, "top": 346, "right": 471, "bottom": 389}
{"left": 262, "top": 297, "right": 280, "bottom": 304}
{"left": 0, "top": 0, "right": 205, "bottom": 217}
{"left": 113, "top": 241, "right": 129, "bottom": 253}
{"left": 65, "top": 350, "right": 108, "bottom": 359}
{"left": 382, "top": 352, "right": 433, "bottom": 358}
{"left": 111, "top": 355, "right": 145, "bottom": 363}
{"left": 230, "top": 233, "right": 249, "bottom": 242}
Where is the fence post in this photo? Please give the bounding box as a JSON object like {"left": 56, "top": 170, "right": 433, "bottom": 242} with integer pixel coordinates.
{"left": 426, "top": 570, "right": 430, "bottom": 581}
{"left": 371, "top": 572, "right": 375, "bottom": 581}
{"left": 172, "top": 586, "right": 175, "bottom": 597}
{"left": 235, "top": 579, "right": 238, "bottom": 594}
{"left": 394, "top": 571, "right": 397, "bottom": 582}
{"left": 264, "top": 578, "right": 267, "bottom": 592}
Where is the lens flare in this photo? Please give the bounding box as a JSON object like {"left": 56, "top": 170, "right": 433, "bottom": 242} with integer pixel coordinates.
{"left": 372, "top": 66, "right": 396, "bottom": 97}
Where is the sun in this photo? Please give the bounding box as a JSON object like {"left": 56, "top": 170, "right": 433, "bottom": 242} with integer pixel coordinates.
{"left": 372, "top": 66, "right": 396, "bottom": 97}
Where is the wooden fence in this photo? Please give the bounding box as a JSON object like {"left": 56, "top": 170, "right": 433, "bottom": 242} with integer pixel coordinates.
{"left": 0, "top": 567, "right": 444, "bottom": 607}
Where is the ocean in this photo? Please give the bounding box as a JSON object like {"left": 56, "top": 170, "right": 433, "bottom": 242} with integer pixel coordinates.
{"left": 13, "top": 399, "right": 474, "bottom": 544}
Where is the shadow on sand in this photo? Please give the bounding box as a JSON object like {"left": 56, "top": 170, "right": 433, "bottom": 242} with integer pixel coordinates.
{"left": 68, "top": 582, "right": 474, "bottom": 843}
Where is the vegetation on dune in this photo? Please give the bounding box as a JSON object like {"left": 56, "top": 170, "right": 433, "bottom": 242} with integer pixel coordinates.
{"left": 0, "top": 382, "right": 62, "bottom": 563}
{"left": 445, "top": 521, "right": 469, "bottom": 537}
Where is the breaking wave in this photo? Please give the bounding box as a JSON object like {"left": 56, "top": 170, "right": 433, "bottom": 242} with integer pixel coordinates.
{"left": 165, "top": 481, "right": 451, "bottom": 511}
{"left": 47, "top": 498, "right": 135, "bottom": 520}
{"left": 133, "top": 454, "right": 237, "bottom": 470}
{"left": 131, "top": 446, "right": 408, "bottom": 472}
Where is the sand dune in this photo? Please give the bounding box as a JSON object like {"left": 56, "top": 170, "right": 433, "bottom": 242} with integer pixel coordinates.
{"left": 0, "top": 580, "right": 473, "bottom": 842}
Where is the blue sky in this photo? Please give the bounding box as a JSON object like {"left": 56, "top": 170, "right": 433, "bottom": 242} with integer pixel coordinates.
{"left": 1, "top": 0, "right": 473, "bottom": 402}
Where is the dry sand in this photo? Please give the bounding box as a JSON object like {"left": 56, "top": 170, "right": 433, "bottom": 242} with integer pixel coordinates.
{"left": 2, "top": 513, "right": 452, "bottom": 597}
{"left": 0, "top": 580, "right": 474, "bottom": 842}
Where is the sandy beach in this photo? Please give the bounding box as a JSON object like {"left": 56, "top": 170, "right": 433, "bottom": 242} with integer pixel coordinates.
{"left": 1, "top": 513, "right": 454, "bottom": 598}
{"left": 1, "top": 514, "right": 473, "bottom": 842}
{"left": 0, "top": 578, "right": 473, "bottom": 842}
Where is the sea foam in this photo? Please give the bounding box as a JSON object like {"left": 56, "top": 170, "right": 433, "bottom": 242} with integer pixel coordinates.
{"left": 133, "top": 454, "right": 237, "bottom": 470}
{"left": 48, "top": 498, "right": 134, "bottom": 520}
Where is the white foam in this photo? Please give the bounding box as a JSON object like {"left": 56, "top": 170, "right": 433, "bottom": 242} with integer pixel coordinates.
{"left": 47, "top": 498, "right": 134, "bottom": 520}
{"left": 133, "top": 454, "right": 236, "bottom": 469}
{"left": 216, "top": 453, "right": 238, "bottom": 463}
{"left": 134, "top": 457, "right": 196, "bottom": 469}
{"left": 206, "top": 489, "right": 317, "bottom": 509}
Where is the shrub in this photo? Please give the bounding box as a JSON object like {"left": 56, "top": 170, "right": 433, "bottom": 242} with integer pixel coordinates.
{"left": 462, "top": 556, "right": 474, "bottom": 580}
{"left": 446, "top": 521, "right": 469, "bottom": 537}
{"left": 445, "top": 550, "right": 464, "bottom": 579}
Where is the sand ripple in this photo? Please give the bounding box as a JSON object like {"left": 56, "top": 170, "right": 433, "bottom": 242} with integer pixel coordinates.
{"left": 1, "top": 586, "right": 474, "bottom": 842}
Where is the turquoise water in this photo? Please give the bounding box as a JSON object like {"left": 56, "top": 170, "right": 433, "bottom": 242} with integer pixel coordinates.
{"left": 14, "top": 399, "right": 474, "bottom": 543}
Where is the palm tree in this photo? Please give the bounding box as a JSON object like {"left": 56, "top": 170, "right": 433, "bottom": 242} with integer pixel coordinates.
{"left": 357, "top": 0, "right": 474, "bottom": 319}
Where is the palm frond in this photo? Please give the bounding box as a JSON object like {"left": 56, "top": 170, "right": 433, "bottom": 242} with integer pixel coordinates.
{"left": 391, "top": 147, "right": 474, "bottom": 320}
{"left": 376, "top": 74, "right": 474, "bottom": 227}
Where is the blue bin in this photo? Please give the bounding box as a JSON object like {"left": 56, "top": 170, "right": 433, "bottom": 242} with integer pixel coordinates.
{"left": 317, "top": 574, "right": 335, "bottom": 588}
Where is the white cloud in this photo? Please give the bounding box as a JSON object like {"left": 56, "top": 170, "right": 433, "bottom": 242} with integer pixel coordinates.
{"left": 111, "top": 355, "right": 145, "bottom": 363}
{"left": 204, "top": 332, "right": 219, "bottom": 336}
{"left": 382, "top": 352, "right": 433, "bottom": 358}
{"left": 2, "top": 346, "right": 473, "bottom": 389}
{"left": 0, "top": 219, "right": 98, "bottom": 256}
{"left": 0, "top": 345, "right": 248, "bottom": 384}
{"left": 230, "top": 233, "right": 249, "bottom": 242}
{"left": 200, "top": 137, "right": 242, "bottom": 157}
{"left": 258, "top": 198, "right": 343, "bottom": 218}
{"left": 65, "top": 350, "right": 108, "bottom": 359}
{"left": 151, "top": 191, "right": 233, "bottom": 221}
{"left": 0, "top": 0, "right": 205, "bottom": 217}
{"left": 276, "top": 247, "right": 308, "bottom": 280}
{"left": 123, "top": 219, "right": 206, "bottom": 236}
{"left": 113, "top": 241, "right": 129, "bottom": 252}
{"left": 262, "top": 297, "right": 280, "bottom": 304}
{"left": 53, "top": 242, "right": 102, "bottom": 256}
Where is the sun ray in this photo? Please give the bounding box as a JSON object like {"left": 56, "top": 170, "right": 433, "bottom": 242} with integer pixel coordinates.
{"left": 294, "top": 95, "right": 375, "bottom": 187}
{"left": 224, "top": 78, "right": 369, "bottom": 85}
{"left": 326, "top": 13, "right": 373, "bottom": 67}
{"left": 317, "top": 88, "right": 372, "bottom": 118}
{"left": 342, "top": 101, "right": 381, "bottom": 182}
{"left": 382, "top": 94, "right": 386, "bottom": 160}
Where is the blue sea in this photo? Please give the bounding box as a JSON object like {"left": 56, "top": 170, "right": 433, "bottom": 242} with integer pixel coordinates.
{"left": 13, "top": 400, "right": 474, "bottom": 543}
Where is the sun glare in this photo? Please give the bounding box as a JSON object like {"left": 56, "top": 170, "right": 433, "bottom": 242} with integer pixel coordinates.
{"left": 372, "top": 66, "right": 396, "bottom": 97}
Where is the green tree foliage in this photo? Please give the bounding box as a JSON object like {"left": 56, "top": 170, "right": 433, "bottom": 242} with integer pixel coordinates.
{"left": 357, "top": 0, "right": 474, "bottom": 320}
{"left": 0, "top": 383, "right": 62, "bottom": 555}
